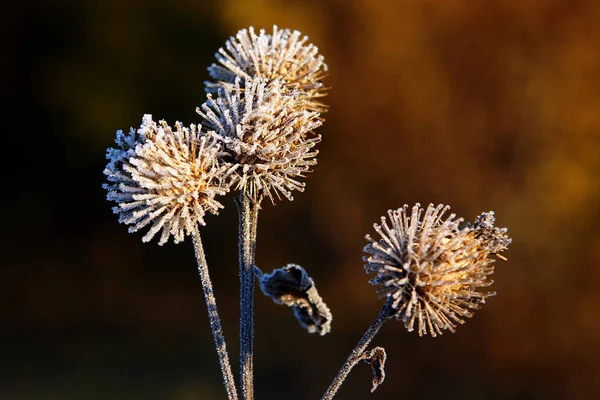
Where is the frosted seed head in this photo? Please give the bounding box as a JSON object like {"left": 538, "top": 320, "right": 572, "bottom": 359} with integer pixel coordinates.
{"left": 197, "top": 77, "right": 321, "bottom": 204}
{"left": 206, "top": 25, "right": 328, "bottom": 113}
{"left": 104, "top": 115, "right": 232, "bottom": 245}
{"left": 468, "top": 211, "right": 512, "bottom": 255}
{"left": 364, "top": 203, "right": 511, "bottom": 337}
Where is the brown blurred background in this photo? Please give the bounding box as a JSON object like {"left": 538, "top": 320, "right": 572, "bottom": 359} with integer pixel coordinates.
{"left": 3, "top": 0, "right": 600, "bottom": 399}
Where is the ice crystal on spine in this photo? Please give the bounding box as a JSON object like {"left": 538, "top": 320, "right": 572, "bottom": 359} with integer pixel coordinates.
{"left": 197, "top": 77, "right": 321, "bottom": 203}
{"left": 206, "top": 25, "right": 328, "bottom": 113}
{"left": 364, "top": 204, "right": 510, "bottom": 337}
{"left": 103, "top": 115, "right": 231, "bottom": 245}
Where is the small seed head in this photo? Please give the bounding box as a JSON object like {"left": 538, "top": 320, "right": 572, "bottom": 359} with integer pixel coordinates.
{"left": 197, "top": 77, "right": 321, "bottom": 203}
{"left": 103, "top": 115, "right": 232, "bottom": 245}
{"left": 364, "top": 203, "right": 510, "bottom": 337}
{"left": 206, "top": 25, "right": 328, "bottom": 113}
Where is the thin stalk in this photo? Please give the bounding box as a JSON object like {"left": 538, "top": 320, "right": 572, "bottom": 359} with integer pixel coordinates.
{"left": 236, "top": 195, "right": 260, "bottom": 400}
{"left": 192, "top": 227, "right": 238, "bottom": 400}
{"left": 321, "top": 302, "right": 394, "bottom": 400}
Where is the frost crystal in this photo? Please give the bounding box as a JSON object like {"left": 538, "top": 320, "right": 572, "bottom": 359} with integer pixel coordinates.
{"left": 206, "top": 25, "right": 328, "bottom": 113}
{"left": 364, "top": 204, "right": 510, "bottom": 337}
{"left": 197, "top": 77, "right": 321, "bottom": 203}
{"left": 103, "top": 115, "right": 232, "bottom": 245}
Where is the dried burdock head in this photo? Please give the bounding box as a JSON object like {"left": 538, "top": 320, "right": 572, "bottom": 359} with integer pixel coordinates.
{"left": 364, "top": 203, "right": 511, "bottom": 337}
{"left": 103, "top": 115, "right": 232, "bottom": 245}
{"left": 206, "top": 25, "right": 328, "bottom": 113}
{"left": 256, "top": 264, "right": 332, "bottom": 336}
{"left": 468, "top": 211, "right": 512, "bottom": 257}
{"left": 197, "top": 77, "right": 321, "bottom": 204}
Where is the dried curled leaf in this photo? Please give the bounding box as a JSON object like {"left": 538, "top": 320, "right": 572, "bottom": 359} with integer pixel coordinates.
{"left": 256, "top": 264, "right": 332, "bottom": 335}
{"left": 359, "top": 347, "right": 387, "bottom": 393}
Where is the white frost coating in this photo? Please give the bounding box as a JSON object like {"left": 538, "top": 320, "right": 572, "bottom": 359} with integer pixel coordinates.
{"left": 206, "top": 25, "right": 328, "bottom": 113}
{"left": 364, "top": 203, "right": 510, "bottom": 337}
{"left": 103, "top": 115, "right": 232, "bottom": 245}
{"left": 197, "top": 77, "right": 322, "bottom": 204}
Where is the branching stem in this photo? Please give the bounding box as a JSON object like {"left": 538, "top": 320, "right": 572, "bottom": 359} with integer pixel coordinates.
{"left": 321, "top": 302, "right": 394, "bottom": 400}
{"left": 191, "top": 227, "right": 238, "bottom": 400}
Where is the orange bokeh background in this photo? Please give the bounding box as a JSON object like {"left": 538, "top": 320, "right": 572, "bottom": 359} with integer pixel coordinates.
{"left": 4, "top": 0, "right": 600, "bottom": 399}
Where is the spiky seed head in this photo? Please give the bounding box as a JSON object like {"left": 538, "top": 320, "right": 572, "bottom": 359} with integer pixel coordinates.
{"left": 364, "top": 203, "right": 511, "bottom": 337}
{"left": 468, "top": 211, "right": 512, "bottom": 256}
{"left": 206, "top": 25, "right": 328, "bottom": 113}
{"left": 103, "top": 115, "right": 232, "bottom": 245}
{"left": 197, "top": 77, "right": 322, "bottom": 204}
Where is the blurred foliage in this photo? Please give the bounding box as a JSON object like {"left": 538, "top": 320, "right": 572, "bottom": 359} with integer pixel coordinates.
{"left": 3, "top": 0, "right": 600, "bottom": 399}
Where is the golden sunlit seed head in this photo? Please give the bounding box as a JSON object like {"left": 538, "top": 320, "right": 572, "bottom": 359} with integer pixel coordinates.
{"left": 197, "top": 77, "right": 321, "bottom": 204}
{"left": 206, "top": 25, "right": 328, "bottom": 113}
{"left": 364, "top": 203, "right": 511, "bottom": 337}
{"left": 103, "top": 115, "right": 233, "bottom": 245}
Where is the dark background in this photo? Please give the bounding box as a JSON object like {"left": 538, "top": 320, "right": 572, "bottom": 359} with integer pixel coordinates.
{"left": 4, "top": 0, "right": 600, "bottom": 399}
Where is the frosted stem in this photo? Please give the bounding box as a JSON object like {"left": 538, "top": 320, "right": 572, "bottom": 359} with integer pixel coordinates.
{"left": 236, "top": 195, "right": 260, "bottom": 400}
{"left": 321, "top": 302, "right": 393, "bottom": 400}
{"left": 192, "top": 227, "right": 239, "bottom": 400}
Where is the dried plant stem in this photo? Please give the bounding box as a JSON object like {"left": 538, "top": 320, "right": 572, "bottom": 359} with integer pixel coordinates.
{"left": 321, "top": 302, "right": 394, "bottom": 400}
{"left": 192, "top": 227, "right": 238, "bottom": 400}
{"left": 236, "top": 195, "right": 260, "bottom": 400}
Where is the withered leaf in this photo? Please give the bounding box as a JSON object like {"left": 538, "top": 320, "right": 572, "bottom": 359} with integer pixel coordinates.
{"left": 256, "top": 264, "right": 332, "bottom": 335}
{"left": 359, "top": 346, "right": 387, "bottom": 393}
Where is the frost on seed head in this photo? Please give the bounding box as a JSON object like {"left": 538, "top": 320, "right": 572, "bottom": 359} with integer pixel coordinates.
{"left": 364, "top": 203, "right": 510, "bottom": 337}
{"left": 468, "top": 211, "right": 512, "bottom": 256}
{"left": 103, "top": 115, "right": 233, "bottom": 245}
{"left": 197, "top": 77, "right": 321, "bottom": 204}
{"left": 206, "top": 25, "right": 328, "bottom": 113}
